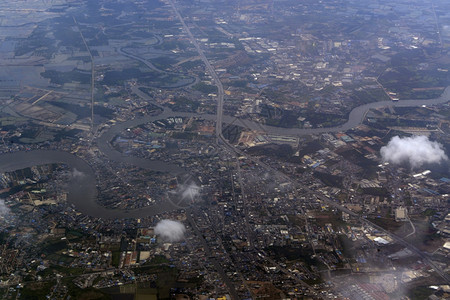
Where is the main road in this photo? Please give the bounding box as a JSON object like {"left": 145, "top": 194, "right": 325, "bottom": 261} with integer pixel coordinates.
{"left": 128, "top": 84, "right": 450, "bottom": 140}
{"left": 0, "top": 1, "right": 449, "bottom": 291}
{"left": 167, "top": 0, "right": 450, "bottom": 289}
{"left": 167, "top": 0, "right": 226, "bottom": 144}
{"left": 167, "top": 1, "right": 240, "bottom": 298}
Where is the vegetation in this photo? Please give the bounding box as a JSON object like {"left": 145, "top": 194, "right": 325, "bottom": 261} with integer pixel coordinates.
{"left": 150, "top": 56, "right": 178, "bottom": 71}
{"left": 267, "top": 245, "right": 320, "bottom": 268}
{"left": 19, "top": 281, "right": 56, "bottom": 300}
{"left": 305, "top": 111, "right": 347, "bottom": 128}
{"left": 192, "top": 82, "right": 218, "bottom": 94}
{"left": 361, "top": 187, "right": 390, "bottom": 197}
{"left": 103, "top": 68, "right": 152, "bottom": 85}
{"left": 48, "top": 101, "right": 114, "bottom": 120}
{"left": 52, "top": 17, "right": 84, "bottom": 48}
{"left": 379, "top": 49, "right": 450, "bottom": 99}
{"left": 154, "top": 40, "right": 188, "bottom": 51}
{"left": 336, "top": 148, "right": 378, "bottom": 169}
{"left": 180, "top": 59, "right": 203, "bottom": 71}
{"left": 40, "top": 69, "right": 91, "bottom": 85}
{"left": 421, "top": 208, "right": 437, "bottom": 217}
{"left": 171, "top": 132, "right": 197, "bottom": 140}
{"left": 14, "top": 26, "right": 56, "bottom": 58}
{"left": 228, "top": 80, "right": 248, "bottom": 88}
{"left": 111, "top": 251, "right": 120, "bottom": 268}
{"left": 407, "top": 286, "right": 434, "bottom": 300}
{"left": 103, "top": 67, "right": 192, "bottom": 88}
{"left": 167, "top": 96, "right": 200, "bottom": 112}
{"left": 370, "top": 117, "right": 437, "bottom": 128}
{"left": 222, "top": 124, "right": 242, "bottom": 144}
{"left": 247, "top": 144, "right": 294, "bottom": 160}
{"left": 313, "top": 172, "right": 344, "bottom": 188}
{"left": 351, "top": 88, "right": 390, "bottom": 104}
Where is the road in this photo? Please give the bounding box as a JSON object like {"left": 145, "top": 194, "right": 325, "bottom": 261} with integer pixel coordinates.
{"left": 239, "top": 149, "right": 450, "bottom": 284}
{"left": 167, "top": 0, "right": 450, "bottom": 287}
{"left": 186, "top": 209, "right": 239, "bottom": 300}
{"left": 168, "top": 1, "right": 242, "bottom": 298}
{"left": 117, "top": 47, "right": 197, "bottom": 89}
{"left": 233, "top": 143, "right": 450, "bottom": 283}
{"left": 234, "top": 156, "right": 256, "bottom": 249}
{"left": 168, "top": 1, "right": 328, "bottom": 296}
{"left": 167, "top": 0, "right": 225, "bottom": 144}
{"left": 405, "top": 216, "right": 416, "bottom": 238}
{"left": 313, "top": 191, "right": 450, "bottom": 283}
{"left": 72, "top": 17, "right": 95, "bottom": 135}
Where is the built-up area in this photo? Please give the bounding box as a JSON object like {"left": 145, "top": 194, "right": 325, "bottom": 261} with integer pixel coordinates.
{"left": 0, "top": 0, "right": 449, "bottom": 299}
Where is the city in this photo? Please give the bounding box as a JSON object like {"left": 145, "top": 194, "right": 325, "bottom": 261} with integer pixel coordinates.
{"left": 0, "top": 0, "right": 449, "bottom": 299}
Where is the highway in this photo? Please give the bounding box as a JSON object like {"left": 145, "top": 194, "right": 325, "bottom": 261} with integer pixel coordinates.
{"left": 168, "top": 1, "right": 329, "bottom": 296}
{"left": 186, "top": 209, "right": 240, "bottom": 300}
{"left": 117, "top": 47, "right": 197, "bottom": 89}
{"left": 72, "top": 17, "right": 95, "bottom": 135}
{"left": 231, "top": 148, "right": 450, "bottom": 284}
{"left": 313, "top": 190, "right": 450, "bottom": 283}
{"left": 167, "top": 0, "right": 225, "bottom": 145}
{"left": 168, "top": 1, "right": 241, "bottom": 298}
{"left": 167, "top": 0, "right": 450, "bottom": 288}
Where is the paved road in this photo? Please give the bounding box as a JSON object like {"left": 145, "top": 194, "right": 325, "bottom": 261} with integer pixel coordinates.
{"left": 117, "top": 47, "right": 197, "bottom": 89}
{"left": 3, "top": 1, "right": 450, "bottom": 289}
{"left": 131, "top": 81, "right": 450, "bottom": 141}
{"left": 227, "top": 85, "right": 450, "bottom": 137}
{"left": 313, "top": 192, "right": 450, "bottom": 283}
{"left": 166, "top": 0, "right": 226, "bottom": 144}
{"left": 238, "top": 148, "right": 450, "bottom": 284}
{"left": 186, "top": 209, "right": 240, "bottom": 300}
{"left": 164, "top": 0, "right": 450, "bottom": 287}
{"left": 168, "top": 1, "right": 241, "bottom": 298}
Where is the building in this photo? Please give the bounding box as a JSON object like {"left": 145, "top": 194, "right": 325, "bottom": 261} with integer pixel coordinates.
{"left": 395, "top": 207, "right": 407, "bottom": 222}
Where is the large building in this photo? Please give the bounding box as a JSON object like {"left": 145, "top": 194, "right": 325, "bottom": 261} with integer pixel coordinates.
{"left": 395, "top": 207, "right": 407, "bottom": 222}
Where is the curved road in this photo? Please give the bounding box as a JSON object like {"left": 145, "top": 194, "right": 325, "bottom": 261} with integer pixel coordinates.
{"left": 0, "top": 16, "right": 449, "bottom": 296}
{"left": 127, "top": 85, "right": 450, "bottom": 139}
{"left": 117, "top": 47, "right": 197, "bottom": 89}
{"left": 165, "top": 0, "right": 450, "bottom": 288}
{"left": 0, "top": 36, "right": 448, "bottom": 222}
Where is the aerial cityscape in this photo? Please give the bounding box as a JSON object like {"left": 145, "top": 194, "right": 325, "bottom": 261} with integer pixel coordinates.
{"left": 0, "top": 0, "right": 449, "bottom": 299}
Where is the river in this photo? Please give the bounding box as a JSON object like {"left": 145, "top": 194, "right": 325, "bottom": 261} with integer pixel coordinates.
{"left": 0, "top": 86, "right": 449, "bottom": 218}
{"left": 0, "top": 150, "right": 183, "bottom": 219}
{"left": 127, "top": 85, "right": 450, "bottom": 137}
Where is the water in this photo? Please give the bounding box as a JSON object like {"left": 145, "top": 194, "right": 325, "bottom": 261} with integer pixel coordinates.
{"left": 0, "top": 150, "right": 183, "bottom": 219}
{"left": 0, "top": 85, "right": 449, "bottom": 218}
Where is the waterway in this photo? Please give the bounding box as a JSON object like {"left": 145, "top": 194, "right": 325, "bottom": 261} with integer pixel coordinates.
{"left": 0, "top": 86, "right": 449, "bottom": 218}
{"left": 127, "top": 85, "right": 450, "bottom": 137}
{"left": 0, "top": 150, "right": 183, "bottom": 219}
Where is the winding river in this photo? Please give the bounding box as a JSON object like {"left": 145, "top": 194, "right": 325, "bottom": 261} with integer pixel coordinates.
{"left": 0, "top": 86, "right": 449, "bottom": 218}
{"left": 128, "top": 85, "right": 450, "bottom": 138}
{"left": 0, "top": 150, "right": 185, "bottom": 219}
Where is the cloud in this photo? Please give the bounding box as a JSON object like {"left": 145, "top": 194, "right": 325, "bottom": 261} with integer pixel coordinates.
{"left": 170, "top": 182, "right": 200, "bottom": 202}
{"left": 154, "top": 219, "right": 186, "bottom": 242}
{"left": 0, "top": 199, "right": 10, "bottom": 217}
{"left": 0, "top": 199, "right": 12, "bottom": 230}
{"left": 71, "top": 168, "right": 85, "bottom": 178}
{"left": 180, "top": 183, "right": 200, "bottom": 201}
{"left": 380, "top": 135, "right": 448, "bottom": 169}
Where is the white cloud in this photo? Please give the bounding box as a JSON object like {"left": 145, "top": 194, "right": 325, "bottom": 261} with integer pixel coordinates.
{"left": 169, "top": 182, "right": 201, "bottom": 202}
{"left": 180, "top": 183, "right": 200, "bottom": 201}
{"left": 380, "top": 135, "right": 448, "bottom": 169}
{"left": 0, "top": 199, "right": 10, "bottom": 217}
{"left": 154, "top": 219, "right": 186, "bottom": 242}
{"left": 71, "top": 168, "right": 85, "bottom": 178}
